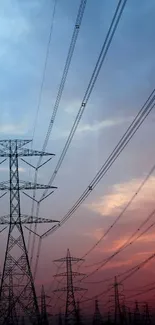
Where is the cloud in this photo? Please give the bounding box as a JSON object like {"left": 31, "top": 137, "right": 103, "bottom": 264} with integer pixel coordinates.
{"left": 64, "top": 100, "right": 82, "bottom": 115}
{"left": 0, "top": 123, "right": 27, "bottom": 135}
{"left": 101, "top": 233, "right": 155, "bottom": 254}
{"left": 0, "top": 0, "right": 30, "bottom": 58}
{"left": 76, "top": 117, "right": 131, "bottom": 135}
{"left": 87, "top": 176, "right": 155, "bottom": 218}
{"left": 52, "top": 116, "right": 131, "bottom": 140}
{"left": 84, "top": 228, "right": 104, "bottom": 241}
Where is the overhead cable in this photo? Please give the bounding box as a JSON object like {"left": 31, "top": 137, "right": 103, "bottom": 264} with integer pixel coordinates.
{"left": 33, "top": 0, "right": 128, "bottom": 279}
{"left": 40, "top": 0, "right": 128, "bottom": 201}
{"left": 42, "top": 88, "right": 155, "bottom": 239}
{"left": 29, "top": 0, "right": 87, "bottom": 265}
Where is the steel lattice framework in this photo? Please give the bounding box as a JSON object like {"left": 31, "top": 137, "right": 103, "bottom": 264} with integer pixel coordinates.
{"left": 54, "top": 249, "right": 86, "bottom": 325}
{"left": 0, "top": 140, "right": 59, "bottom": 325}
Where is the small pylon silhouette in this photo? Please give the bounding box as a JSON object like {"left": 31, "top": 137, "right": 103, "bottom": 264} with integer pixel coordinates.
{"left": 134, "top": 301, "right": 140, "bottom": 325}
{"left": 92, "top": 300, "right": 102, "bottom": 325}
{"left": 128, "top": 307, "right": 132, "bottom": 324}
{"left": 107, "top": 311, "right": 111, "bottom": 324}
{"left": 122, "top": 304, "right": 127, "bottom": 325}
{"left": 40, "top": 286, "right": 50, "bottom": 325}
{"left": 58, "top": 311, "right": 63, "bottom": 325}
{"left": 143, "top": 303, "right": 151, "bottom": 325}
{"left": 114, "top": 276, "right": 123, "bottom": 325}
{"left": 53, "top": 249, "right": 86, "bottom": 325}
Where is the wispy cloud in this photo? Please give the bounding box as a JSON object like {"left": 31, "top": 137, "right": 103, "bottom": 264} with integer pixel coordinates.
{"left": 0, "top": 0, "right": 30, "bottom": 58}
{"left": 87, "top": 176, "right": 155, "bottom": 217}
{"left": 0, "top": 123, "right": 27, "bottom": 135}
{"left": 76, "top": 117, "right": 131, "bottom": 135}
{"left": 52, "top": 117, "right": 131, "bottom": 140}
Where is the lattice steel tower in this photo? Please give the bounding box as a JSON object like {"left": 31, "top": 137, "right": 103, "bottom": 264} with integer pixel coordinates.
{"left": 0, "top": 140, "right": 58, "bottom": 325}
{"left": 54, "top": 249, "right": 86, "bottom": 325}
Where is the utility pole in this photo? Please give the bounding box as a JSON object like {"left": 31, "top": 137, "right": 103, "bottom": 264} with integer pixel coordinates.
{"left": 0, "top": 139, "right": 59, "bottom": 325}
{"left": 92, "top": 299, "right": 102, "bottom": 325}
{"left": 53, "top": 249, "right": 86, "bottom": 325}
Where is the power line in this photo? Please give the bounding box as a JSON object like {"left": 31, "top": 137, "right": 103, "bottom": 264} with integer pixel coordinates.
{"left": 32, "top": 0, "right": 58, "bottom": 142}
{"left": 79, "top": 162, "right": 155, "bottom": 265}
{"left": 40, "top": 0, "right": 128, "bottom": 201}
{"left": 42, "top": 88, "right": 155, "bottom": 239}
{"left": 80, "top": 215, "right": 155, "bottom": 281}
{"left": 81, "top": 251, "right": 155, "bottom": 303}
{"left": 29, "top": 0, "right": 87, "bottom": 271}
{"left": 33, "top": 0, "right": 128, "bottom": 279}
{"left": 27, "top": 0, "right": 58, "bottom": 255}
{"left": 38, "top": 0, "right": 87, "bottom": 166}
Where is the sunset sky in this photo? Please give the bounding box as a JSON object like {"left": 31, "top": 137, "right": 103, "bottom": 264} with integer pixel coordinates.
{"left": 0, "top": 0, "right": 155, "bottom": 312}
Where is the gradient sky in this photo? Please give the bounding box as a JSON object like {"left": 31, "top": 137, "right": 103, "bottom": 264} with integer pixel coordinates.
{"left": 0, "top": 0, "right": 155, "bottom": 313}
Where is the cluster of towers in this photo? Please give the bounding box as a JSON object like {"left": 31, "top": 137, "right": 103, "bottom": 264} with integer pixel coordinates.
{"left": 0, "top": 139, "right": 153, "bottom": 325}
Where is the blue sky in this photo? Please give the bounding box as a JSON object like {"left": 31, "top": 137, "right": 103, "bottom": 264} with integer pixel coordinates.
{"left": 0, "top": 0, "right": 155, "bottom": 307}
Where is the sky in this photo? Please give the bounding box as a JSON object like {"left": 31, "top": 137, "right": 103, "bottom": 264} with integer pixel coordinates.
{"left": 0, "top": 0, "right": 155, "bottom": 314}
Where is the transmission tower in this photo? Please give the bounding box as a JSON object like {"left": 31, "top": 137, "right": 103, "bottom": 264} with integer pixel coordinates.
{"left": 0, "top": 139, "right": 59, "bottom": 325}
{"left": 134, "top": 301, "right": 140, "bottom": 325}
{"left": 40, "top": 286, "right": 49, "bottom": 325}
{"left": 58, "top": 311, "right": 63, "bottom": 325}
{"left": 143, "top": 303, "right": 151, "bottom": 325}
{"left": 92, "top": 299, "right": 102, "bottom": 325}
{"left": 114, "top": 277, "right": 123, "bottom": 325}
{"left": 53, "top": 249, "right": 86, "bottom": 325}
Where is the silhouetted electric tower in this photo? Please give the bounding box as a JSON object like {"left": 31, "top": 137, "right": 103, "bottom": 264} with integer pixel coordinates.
{"left": 58, "top": 311, "right": 63, "bottom": 325}
{"left": 40, "top": 286, "right": 49, "bottom": 325}
{"left": 53, "top": 249, "right": 86, "bottom": 325}
{"left": 0, "top": 139, "right": 59, "bottom": 325}
{"left": 134, "top": 301, "right": 140, "bottom": 325}
{"left": 143, "top": 303, "right": 151, "bottom": 325}
{"left": 92, "top": 299, "right": 102, "bottom": 325}
{"left": 114, "top": 277, "right": 123, "bottom": 325}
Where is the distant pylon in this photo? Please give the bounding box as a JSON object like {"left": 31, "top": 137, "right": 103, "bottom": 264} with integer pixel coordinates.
{"left": 114, "top": 277, "right": 123, "bottom": 325}
{"left": 134, "top": 301, "right": 140, "bottom": 325}
{"left": 58, "top": 311, "right": 63, "bottom": 325}
{"left": 92, "top": 300, "right": 102, "bottom": 325}
{"left": 41, "top": 286, "right": 49, "bottom": 325}
{"left": 143, "top": 303, "right": 151, "bottom": 325}
{"left": 53, "top": 249, "right": 87, "bottom": 325}
{"left": 107, "top": 311, "right": 111, "bottom": 325}
{"left": 122, "top": 304, "right": 127, "bottom": 325}
{"left": 128, "top": 307, "right": 132, "bottom": 324}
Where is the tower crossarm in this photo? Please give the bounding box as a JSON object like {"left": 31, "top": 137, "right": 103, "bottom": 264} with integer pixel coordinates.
{"left": 54, "top": 287, "right": 87, "bottom": 293}
{"left": 54, "top": 257, "right": 84, "bottom": 263}
{"left": 0, "top": 150, "right": 8, "bottom": 157}
{"left": 0, "top": 214, "right": 59, "bottom": 225}
{"left": 19, "top": 181, "right": 57, "bottom": 190}
{"left": 18, "top": 149, "right": 55, "bottom": 157}
{"left": 0, "top": 139, "right": 31, "bottom": 149}
{"left": 21, "top": 215, "right": 60, "bottom": 224}
{"left": 0, "top": 215, "right": 10, "bottom": 224}
{"left": 0, "top": 181, "right": 57, "bottom": 191}
{"left": 54, "top": 272, "right": 85, "bottom": 277}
